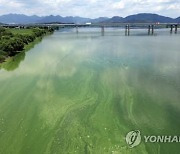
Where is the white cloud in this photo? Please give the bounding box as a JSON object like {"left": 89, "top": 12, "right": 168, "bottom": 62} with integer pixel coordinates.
{"left": 112, "top": 1, "right": 125, "bottom": 9}
{"left": 0, "top": 0, "right": 179, "bottom": 18}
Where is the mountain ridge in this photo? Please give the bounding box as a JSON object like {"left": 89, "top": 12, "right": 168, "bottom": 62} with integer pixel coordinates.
{"left": 0, "top": 13, "right": 179, "bottom": 24}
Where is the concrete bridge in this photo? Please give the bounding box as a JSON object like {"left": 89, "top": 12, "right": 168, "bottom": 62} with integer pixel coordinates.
{"left": 1, "top": 23, "right": 179, "bottom": 35}
{"left": 51, "top": 23, "right": 179, "bottom": 35}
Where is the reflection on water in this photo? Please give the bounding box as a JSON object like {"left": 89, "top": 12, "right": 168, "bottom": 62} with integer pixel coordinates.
{"left": 0, "top": 52, "right": 25, "bottom": 71}
{"left": 0, "top": 28, "right": 180, "bottom": 154}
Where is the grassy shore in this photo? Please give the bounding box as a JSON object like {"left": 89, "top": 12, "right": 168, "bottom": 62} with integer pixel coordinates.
{"left": 0, "top": 27, "right": 54, "bottom": 64}
{"left": 0, "top": 36, "right": 43, "bottom": 71}
{"left": 9, "top": 29, "right": 35, "bottom": 35}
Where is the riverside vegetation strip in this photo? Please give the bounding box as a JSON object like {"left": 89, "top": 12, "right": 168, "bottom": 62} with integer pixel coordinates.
{"left": 0, "top": 27, "right": 54, "bottom": 63}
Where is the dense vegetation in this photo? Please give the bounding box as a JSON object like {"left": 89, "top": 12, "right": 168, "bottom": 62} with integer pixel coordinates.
{"left": 0, "top": 27, "right": 54, "bottom": 62}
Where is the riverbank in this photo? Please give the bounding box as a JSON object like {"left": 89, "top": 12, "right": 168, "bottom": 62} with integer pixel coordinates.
{"left": 0, "top": 36, "right": 44, "bottom": 71}
{"left": 0, "top": 27, "right": 54, "bottom": 64}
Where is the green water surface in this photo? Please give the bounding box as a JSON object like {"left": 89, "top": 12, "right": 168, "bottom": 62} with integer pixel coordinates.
{"left": 0, "top": 28, "right": 180, "bottom": 154}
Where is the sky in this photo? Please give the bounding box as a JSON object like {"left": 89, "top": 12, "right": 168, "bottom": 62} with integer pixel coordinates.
{"left": 0, "top": 0, "right": 180, "bottom": 18}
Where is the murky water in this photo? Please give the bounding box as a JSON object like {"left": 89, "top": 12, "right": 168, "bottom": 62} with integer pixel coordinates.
{"left": 0, "top": 28, "right": 180, "bottom": 154}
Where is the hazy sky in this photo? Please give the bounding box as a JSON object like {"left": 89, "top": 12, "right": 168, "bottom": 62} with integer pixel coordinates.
{"left": 0, "top": 0, "right": 179, "bottom": 18}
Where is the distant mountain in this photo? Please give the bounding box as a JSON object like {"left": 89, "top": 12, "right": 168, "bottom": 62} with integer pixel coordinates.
{"left": 38, "top": 15, "right": 90, "bottom": 24}
{"left": 38, "top": 15, "right": 66, "bottom": 23}
{"left": 123, "top": 13, "right": 174, "bottom": 23}
{"left": 102, "top": 16, "right": 123, "bottom": 23}
{"left": 0, "top": 14, "right": 42, "bottom": 24}
{"left": 0, "top": 13, "right": 179, "bottom": 24}
{"left": 175, "top": 17, "right": 180, "bottom": 23}
{"left": 90, "top": 17, "right": 109, "bottom": 23}
{"left": 102, "top": 13, "right": 177, "bottom": 23}
{"left": 0, "top": 14, "right": 90, "bottom": 24}
{"left": 66, "top": 16, "right": 91, "bottom": 23}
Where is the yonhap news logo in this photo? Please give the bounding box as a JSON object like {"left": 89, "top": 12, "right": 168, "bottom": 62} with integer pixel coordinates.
{"left": 126, "top": 130, "right": 141, "bottom": 148}
{"left": 126, "top": 130, "right": 180, "bottom": 148}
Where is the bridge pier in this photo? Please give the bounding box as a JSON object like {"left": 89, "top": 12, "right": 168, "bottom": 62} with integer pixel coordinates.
{"left": 152, "top": 25, "right": 154, "bottom": 35}
{"left": 170, "top": 25, "right": 173, "bottom": 33}
{"left": 148, "top": 25, "right": 151, "bottom": 35}
{"left": 125, "top": 25, "right": 130, "bottom": 36}
{"left": 128, "top": 25, "right": 130, "bottom": 35}
{"left": 148, "top": 25, "right": 154, "bottom": 35}
{"left": 101, "top": 26, "right": 105, "bottom": 33}
{"left": 76, "top": 26, "right": 78, "bottom": 33}
{"left": 175, "top": 25, "right": 177, "bottom": 34}
{"left": 170, "top": 24, "right": 178, "bottom": 34}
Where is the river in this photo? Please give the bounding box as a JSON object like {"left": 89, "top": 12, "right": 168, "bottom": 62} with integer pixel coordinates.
{"left": 0, "top": 28, "right": 180, "bottom": 154}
